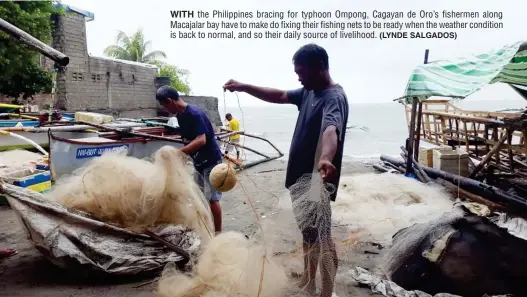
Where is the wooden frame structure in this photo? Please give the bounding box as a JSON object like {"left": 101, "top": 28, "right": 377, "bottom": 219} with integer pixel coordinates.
{"left": 401, "top": 98, "right": 527, "bottom": 178}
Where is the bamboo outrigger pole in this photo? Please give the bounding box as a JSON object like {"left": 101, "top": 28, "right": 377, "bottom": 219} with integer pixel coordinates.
{"left": 0, "top": 17, "right": 69, "bottom": 67}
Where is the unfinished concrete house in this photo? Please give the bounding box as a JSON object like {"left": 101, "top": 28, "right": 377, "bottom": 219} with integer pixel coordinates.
{"left": 37, "top": 4, "right": 221, "bottom": 125}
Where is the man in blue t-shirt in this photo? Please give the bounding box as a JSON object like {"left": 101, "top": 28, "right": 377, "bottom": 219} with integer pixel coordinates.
{"left": 223, "top": 43, "right": 348, "bottom": 297}
{"left": 156, "top": 86, "right": 224, "bottom": 234}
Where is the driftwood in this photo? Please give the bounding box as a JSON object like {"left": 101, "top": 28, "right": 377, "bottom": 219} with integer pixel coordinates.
{"left": 400, "top": 151, "right": 427, "bottom": 182}
{"left": 381, "top": 155, "right": 527, "bottom": 213}
{"left": 0, "top": 17, "right": 69, "bottom": 66}
{"left": 373, "top": 164, "right": 390, "bottom": 173}
{"left": 383, "top": 161, "right": 406, "bottom": 173}
{"left": 400, "top": 146, "right": 432, "bottom": 183}
{"left": 469, "top": 132, "right": 509, "bottom": 178}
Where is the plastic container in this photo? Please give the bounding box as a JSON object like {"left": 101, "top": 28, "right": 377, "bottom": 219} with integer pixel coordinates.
{"left": 433, "top": 147, "right": 469, "bottom": 177}
{"left": 74, "top": 112, "right": 114, "bottom": 124}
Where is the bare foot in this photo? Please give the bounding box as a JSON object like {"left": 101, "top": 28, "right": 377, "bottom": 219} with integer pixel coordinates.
{"left": 298, "top": 274, "right": 316, "bottom": 295}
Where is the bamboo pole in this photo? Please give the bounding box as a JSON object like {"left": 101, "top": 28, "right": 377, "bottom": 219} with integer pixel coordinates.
{"left": 217, "top": 138, "right": 269, "bottom": 159}
{"left": 220, "top": 127, "right": 284, "bottom": 156}
{"left": 235, "top": 155, "right": 282, "bottom": 171}
{"left": 75, "top": 121, "right": 186, "bottom": 144}
{"left": 7, "top": 113, "right": 39, "bottom": 120}
{"left": 0, "top": 18, "right": 69, "bottom": 66}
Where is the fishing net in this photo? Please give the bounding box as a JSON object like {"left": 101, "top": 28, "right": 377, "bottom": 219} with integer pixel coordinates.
{"left": 47, "top": 145, "right": 214, "bottom": 242}
{"left": 288, "top": 172, "right": 339, "bottom": 296}
{"left": 332, "top": 173, "right": 454, "bottom": 245}
{"left": 157, "top": 231, "right": 289, "bottom": 297}
{"left": 0, "top": 149, "right": 44, "bottom": 177}
{"left": 155, "top": 171, "right": 337, "bottom": 297}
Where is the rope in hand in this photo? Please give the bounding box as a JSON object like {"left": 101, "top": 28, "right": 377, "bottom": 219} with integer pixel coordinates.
{"left": 222, "top": 89, "right": 283, "bottom": 297}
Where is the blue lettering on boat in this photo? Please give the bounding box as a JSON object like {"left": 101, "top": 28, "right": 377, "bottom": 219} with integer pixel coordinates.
{"left": 76, "top": 144, "right": 130, "bottom": 159}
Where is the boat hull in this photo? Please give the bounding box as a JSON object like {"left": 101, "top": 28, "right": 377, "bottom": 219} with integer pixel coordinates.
{"left": 0, "top": 131, "right": 97, "bottom": 151}
{"left": 49, "top": 133, "right": 184, "bottom": 179}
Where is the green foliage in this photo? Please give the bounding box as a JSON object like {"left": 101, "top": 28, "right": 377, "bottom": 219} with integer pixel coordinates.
{"left": 151, "top": 61, "right": 191, "bottom": 95}
{"left": 1, "top": 64, "right": 52, "bottom": 102}
{"left": 0, "top": 1, "right": 62, "bottom": 102}
{"left": 104, "top": 29, "right": 191, "bottom": 95}
{"left": 103, "top": 29, "right": 167, "bottom": 63}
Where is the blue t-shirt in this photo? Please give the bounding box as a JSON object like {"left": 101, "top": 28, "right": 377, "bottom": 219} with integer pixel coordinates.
{"left": 176, "top": 104, "right": 222, "bottom": 170}
{"left": 285, "top": 84, "right": 349, "bottom": 202}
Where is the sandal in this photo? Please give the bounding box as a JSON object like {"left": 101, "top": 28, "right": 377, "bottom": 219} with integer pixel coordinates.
{"left": 0, "top": 248, "right": 18, "bottom": 259}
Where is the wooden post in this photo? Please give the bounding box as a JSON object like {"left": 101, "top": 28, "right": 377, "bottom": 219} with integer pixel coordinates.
{"left": 413, "top": 102, "right": 424, "bottom": 161}
{"left": 407, "top": 49, "right": 429, "bottom": 175}
{"left": 406, "top": 99, "right": 418, "bottom": 175}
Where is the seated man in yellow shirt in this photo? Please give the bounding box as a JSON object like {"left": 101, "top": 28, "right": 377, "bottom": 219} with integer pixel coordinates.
{"left": 224, "top": 113, "right": 241, "bottom": 159}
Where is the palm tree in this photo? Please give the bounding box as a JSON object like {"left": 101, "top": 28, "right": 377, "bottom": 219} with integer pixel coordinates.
{"left": 103, "top": 29, "right": 167, "bottom": 63}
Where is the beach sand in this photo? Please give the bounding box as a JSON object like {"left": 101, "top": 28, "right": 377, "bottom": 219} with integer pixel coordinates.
{"left": 0, "top": 159, "right": 382, "bottom": 297}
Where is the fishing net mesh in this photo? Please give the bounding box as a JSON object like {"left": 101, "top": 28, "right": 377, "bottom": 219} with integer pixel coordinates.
{"left": 289, "top": 173, "right": 338, "bottom": 295}
{"left": 41, "top": 136, "right": 456, "bottom": 296}
{"left": 156, "top": 169, "right": 339, "bottom": 297}
{"left": 47, "top": 145, "right": 214, "bottom": 242}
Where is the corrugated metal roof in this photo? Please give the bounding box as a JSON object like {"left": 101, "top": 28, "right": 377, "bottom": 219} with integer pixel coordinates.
{"left": 53, "top": 3, "right": 94, "bottom": 22}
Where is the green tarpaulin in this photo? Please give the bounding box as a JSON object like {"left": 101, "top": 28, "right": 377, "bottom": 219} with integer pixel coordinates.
{"left": 402, "top": 41, "right": 527, "bottom": 103}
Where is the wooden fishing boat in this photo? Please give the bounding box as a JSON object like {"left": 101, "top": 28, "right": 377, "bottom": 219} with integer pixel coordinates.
{"left": 0, "top": 105, "right": 79, "bottom": 151}
{"left": 49, "top": 126, "right": 185, "bottom": 179}
{"left": 393, "top": 41, "right": 527, "bottom": 197}
{"left": 47, "top": 121, "right": 284, "bottom": 180}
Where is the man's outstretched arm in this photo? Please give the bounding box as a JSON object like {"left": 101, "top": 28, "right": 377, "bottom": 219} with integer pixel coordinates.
{"left": 237, "top": 84, "right": 290, "bottom": 104}
{"left": 224, "top": 79, "right": 301, "bottom": 105}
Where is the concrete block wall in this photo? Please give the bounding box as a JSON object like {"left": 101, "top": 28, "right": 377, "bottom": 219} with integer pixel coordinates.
{"left": 182, "top": 96, "right": 222, "bottom": 126}
{"left": 48, "top": 13, "right": 159, "bottom": 117}
{"left": 2, "top": 9, "right": 223, "bottom": 127}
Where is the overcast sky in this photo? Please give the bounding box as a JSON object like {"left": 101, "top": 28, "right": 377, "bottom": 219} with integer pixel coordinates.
{"left": 63, "top": 0, "right": 524, "bottom": 107}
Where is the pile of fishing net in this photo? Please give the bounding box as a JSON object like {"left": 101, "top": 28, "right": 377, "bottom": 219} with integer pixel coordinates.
{"left": 157, "top": 231, "right": 289, "bottom": 297}
{"left": 47, "top": 145, "right": 214, "bottom": 242}
{"left": 332, "top": 172, "right": 454, "bottom": 245}
{"left": 154, "top": 171, "right": 340, "bottom": 297}
{"left": 156, "top": 172, "right": 335, "bottom": 297}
